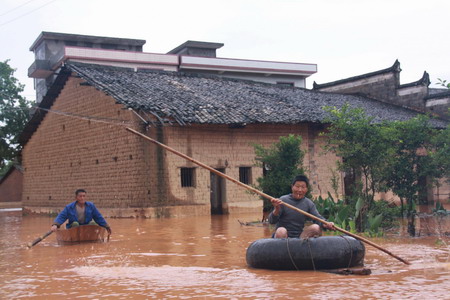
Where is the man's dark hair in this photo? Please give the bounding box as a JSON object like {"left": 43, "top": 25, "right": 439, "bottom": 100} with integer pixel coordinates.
{"left": 75, "top": 189, "right": 87, "bottom": 195}
{"left": 291, "top": 175, "right": 309, "bottom": 187}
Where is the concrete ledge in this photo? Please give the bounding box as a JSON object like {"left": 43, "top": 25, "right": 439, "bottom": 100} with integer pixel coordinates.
{"left": 23, "top": 201, "right": 263, "bottom": 218}
{"left": 0, "top": 201, "right": 22, "bottom": 209}
{"left": 227, "top": 200, "right": 263, "bottom": 215}
{"left": 23, "top": 204, "right": 212, "bottom": 219}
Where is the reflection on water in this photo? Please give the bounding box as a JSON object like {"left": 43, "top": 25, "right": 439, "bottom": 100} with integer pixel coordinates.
{"left": 0, "top": 210, "right": 449, "bottom": 299}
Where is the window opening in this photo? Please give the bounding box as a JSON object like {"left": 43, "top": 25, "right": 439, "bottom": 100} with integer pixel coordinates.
{"left": 239, "top": 167, "right": 252, "bottom": 184}
{"left": 181, "top": 167, "right": 196, "bottom": 187}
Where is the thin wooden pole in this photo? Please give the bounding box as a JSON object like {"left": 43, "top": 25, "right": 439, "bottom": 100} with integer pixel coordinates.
{"left": 126, "top": 127, "right": 411, "bottom": 265}
{"left": 281, "top": 202, "right": 410, "bottom": 265}
{"left": 27, "top": 230, "right": 53, "bottom": 248}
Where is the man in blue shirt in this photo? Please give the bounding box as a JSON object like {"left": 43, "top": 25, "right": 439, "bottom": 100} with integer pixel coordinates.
{"left": 269, "top": 175, "right": 335, "bottom": 238}
{"left": 51, "top": 189, "right": 112, "bottom": 235}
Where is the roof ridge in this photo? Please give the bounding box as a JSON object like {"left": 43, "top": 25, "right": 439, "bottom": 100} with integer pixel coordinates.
{"left": 399, "top": 71, "right": 430, "bottom": 88}
{"left": 313, "top": 60, "right": 401, "bottom": 89}
{"left": 65, "top": 61, "right": 307, "bottom": 89}
{"left": 426, "top": 89, "right": 450, "bottom": 99}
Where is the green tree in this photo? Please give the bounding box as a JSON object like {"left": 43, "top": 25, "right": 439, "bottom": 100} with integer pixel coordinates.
{"left": 324, "top": 105, "right": 449, "bottom": 236}
{"left": 432, "top": 123, "right": 450, "bottom": 179}
{"left": 253, "top": 134, "right": 306, "bottom": 212}
{"left": 322, "top": 104, "right": 395, "bottom": 232}
{"left": 0, "top": 60, "right": 32, "bottom": 174}
{"left": 383, "top": 115, "right": 442, "bottom": 236}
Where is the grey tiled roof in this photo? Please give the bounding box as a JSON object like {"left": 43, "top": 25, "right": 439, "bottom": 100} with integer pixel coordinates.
{"left": 19, "top": 62, "right": 448, "bottom": 146}
{"left": 66, "top": 62, "right": 446, "bottom": 126}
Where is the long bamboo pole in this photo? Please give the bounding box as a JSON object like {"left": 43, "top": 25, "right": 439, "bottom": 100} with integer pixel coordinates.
{"left": 126, "top": 127, "right": 411, "bottom": 265}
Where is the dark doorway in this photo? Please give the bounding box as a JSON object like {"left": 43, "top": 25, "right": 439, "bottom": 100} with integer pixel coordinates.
{"left": 210, "top": 169, "right": 225, "bottom": 214}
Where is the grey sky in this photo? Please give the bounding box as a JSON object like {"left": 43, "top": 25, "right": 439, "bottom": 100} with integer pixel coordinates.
{"left": 1, "top": 0, "right": 449, "bottom": 102}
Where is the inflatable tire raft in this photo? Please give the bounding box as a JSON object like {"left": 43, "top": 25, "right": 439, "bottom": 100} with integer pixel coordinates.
{"left": 246, "top": 236, "right": 365, "bottom": 270}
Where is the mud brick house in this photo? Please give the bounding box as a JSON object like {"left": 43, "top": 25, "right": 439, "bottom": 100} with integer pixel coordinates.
{"left": 0, "top": 165, "right": 23, "bottom": 206}
{"left": 19, "top": 32, "right": 449, "bottom": 218}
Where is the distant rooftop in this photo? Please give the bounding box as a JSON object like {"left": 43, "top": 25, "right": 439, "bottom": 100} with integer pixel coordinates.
{"left": 167, "top": 40, "right": 224, "bottom": 57}
{"left": 29, "top": 31, "right": 146, "bottom": 51}
{"left": 28, "top": 31, "right": 318, "bottom": 103}
{"left": 313, "top": 60, "right": 402, "bottom": 90}
{"left": 428, "top": 88, "right": 450, "bottom": 96}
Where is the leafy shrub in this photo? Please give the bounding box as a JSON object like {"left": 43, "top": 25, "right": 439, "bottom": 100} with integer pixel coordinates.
{"left": 314, "top": 194, "right": 401, "bottom": 235}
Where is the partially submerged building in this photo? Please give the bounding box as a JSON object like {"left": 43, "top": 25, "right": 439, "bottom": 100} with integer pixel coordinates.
{"left": 0, "top": 165, "right": 23, "bottom": 207}
{"left": 21, "top": 32, "right": 449, "bottom": 218}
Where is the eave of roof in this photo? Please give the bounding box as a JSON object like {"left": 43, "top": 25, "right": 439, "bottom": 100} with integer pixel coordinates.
{"left": 18, "top": 69, "right": 71, "bottom": 145}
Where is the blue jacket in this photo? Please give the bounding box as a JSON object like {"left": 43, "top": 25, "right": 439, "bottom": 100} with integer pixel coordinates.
{"left": 54, "top": 201, "right": 108, "bottom": 228}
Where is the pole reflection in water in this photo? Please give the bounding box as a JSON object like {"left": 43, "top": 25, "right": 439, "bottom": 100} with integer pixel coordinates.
{"left": 0, "top": 209, "right": 449, "bottom": 299}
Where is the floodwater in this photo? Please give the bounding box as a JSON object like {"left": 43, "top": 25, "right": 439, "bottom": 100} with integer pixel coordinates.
{"left": 0, "top": 209, "right": 449, "bottom": 299}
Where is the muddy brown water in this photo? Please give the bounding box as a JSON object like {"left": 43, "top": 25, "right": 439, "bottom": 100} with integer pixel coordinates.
{"left": 0, "top": 209, "right": 449, "bottom": 299}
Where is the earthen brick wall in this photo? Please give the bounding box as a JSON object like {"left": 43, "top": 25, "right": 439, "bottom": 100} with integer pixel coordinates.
{"left": 159, "top": 123, "right": 342, "bottom": 210}
{"left": 22, "top": 75, "right": 153, "bottom": 211}
{"left": 22, "top": 74, "right": 344, "bottom": 216}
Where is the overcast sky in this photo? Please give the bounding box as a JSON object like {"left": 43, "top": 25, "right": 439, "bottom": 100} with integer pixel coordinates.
{"left": 1, "top": 0, "right": 449, "bottom": 102}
